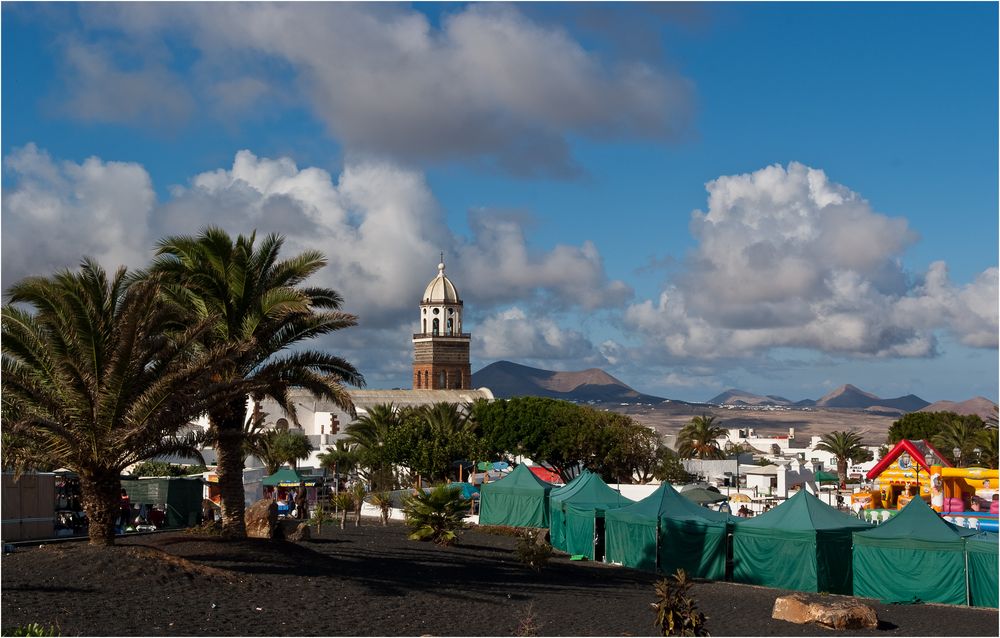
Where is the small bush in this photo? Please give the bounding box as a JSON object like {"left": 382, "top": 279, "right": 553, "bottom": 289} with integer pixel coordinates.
{"left": 652, "top": 569, "right": 709, "bottom": 637}
{"left": 514, "top": 603, "right": 540, "bottom": 637}
{"left": 514, "top": 530, "right": 553, "bottom": 572}
{"left": 3, "top": 623, "right": 60, "bottom": 637}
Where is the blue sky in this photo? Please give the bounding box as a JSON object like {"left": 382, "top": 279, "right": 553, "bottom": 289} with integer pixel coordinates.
{"left": 3, "top": 2, "right": 997, "bottom": 403}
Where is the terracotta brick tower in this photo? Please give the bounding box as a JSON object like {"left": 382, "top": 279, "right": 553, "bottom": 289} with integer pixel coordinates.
{"left": 413, "top": 256, "right": 471, "bottom": 390}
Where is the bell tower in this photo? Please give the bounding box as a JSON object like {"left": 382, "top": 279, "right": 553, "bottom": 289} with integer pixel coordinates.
{"left": 413, "top": 256, "right": 471, "bottom": 390}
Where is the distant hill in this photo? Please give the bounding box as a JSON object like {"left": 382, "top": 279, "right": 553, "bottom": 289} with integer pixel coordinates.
{"left": 472, "top": 361, "right": 668, "bottom": 404}
{"left": 919, "top": 397, "right": 998, "bottom": 422}
{"left": 707, "top": 383, "right": 929, "bottom": 412}
{"left": 815, "top": 384, "right": 929, "bottom": 411}
{"left": 708, "top": 389, "right": 793, "bottom": 406}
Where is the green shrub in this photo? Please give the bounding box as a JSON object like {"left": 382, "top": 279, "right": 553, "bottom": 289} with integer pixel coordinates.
{"left": 652, "top": 569, "right": 709, "bottom": 637}
{"left": 3, "top": 623, "right": 59, "bottom": 637}
{"left": 514, "top": 530, "right": 553, "bottom": 572}
{"left": 401, "top": 485, "right": 470, "bottom": 545}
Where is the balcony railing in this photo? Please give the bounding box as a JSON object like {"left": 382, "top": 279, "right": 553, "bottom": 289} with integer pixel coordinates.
{"left": 412, "top": 332, "right": 472, "bottom": 339}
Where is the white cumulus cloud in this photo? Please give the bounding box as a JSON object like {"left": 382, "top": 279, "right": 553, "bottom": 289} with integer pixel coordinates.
{"left": 624, "top": 162, "right": 998, "bottom": 359}
{"left": 2, "top": 144, "right": 155, "bottom": 283}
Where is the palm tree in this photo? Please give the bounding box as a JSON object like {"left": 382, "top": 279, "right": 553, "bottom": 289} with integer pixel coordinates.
{"left": 149, "top": 228, "right": 364, "bottom": 538}
{"left": 977, "top": 428, "right": 998, "bottom": 469}
{"left": 814, "top": 431, "right": 867, "bottom": 488}
{"left": 344, "top": 403, "right": 399, "bottom": 490}
{"left": 1, "top": 260, "right": 237, "bottom": 545}
{"left": 933, "top": 419, "right": 984, "bottom": 467}
{"left": 317, "top": 438, "right": 360, "bottom": 492}
{"left": 676, "top": 415, "right": 727, "bottom": 460}
{"left": 251, "top": 430, "right": 314, "bottom": 475}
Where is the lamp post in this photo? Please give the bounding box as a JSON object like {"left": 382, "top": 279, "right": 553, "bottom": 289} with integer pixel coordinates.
{"left": 973, "top": 447, "right": 982, "bottom": 466}
{"left": 953, "top": 446, "right": 962, "bottom": 468}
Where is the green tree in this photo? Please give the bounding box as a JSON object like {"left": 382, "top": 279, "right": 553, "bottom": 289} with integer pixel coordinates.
{"left": 676, "top": 415, "right": 727, "bottom": 460}
{"left": 150, "top": 228, "right": 364, "bottom": 538}
{"left": 814, "top": 431, "right": 867, "bottom": 487}
{"left": 389, "top": 402, "right": 479, "bottom": 484}
{"left": 1, "top": 260, "right": 234, "bottom": 545}
{"left": 888, "top": 411, "right": 985, "bottom": 444}
{"left": 652, "top": 447, "right": 693, "bottom": 484}
{"left": 933, "top": 419, "right": 985, "bottom": 467}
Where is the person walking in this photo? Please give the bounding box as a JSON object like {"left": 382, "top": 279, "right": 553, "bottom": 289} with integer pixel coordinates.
{"left": 295, "top": 481, "right": 308, "bottom": 520}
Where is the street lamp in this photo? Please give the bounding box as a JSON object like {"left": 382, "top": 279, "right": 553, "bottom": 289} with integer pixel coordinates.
{"left": 953, "top": 447, "right": 962, "bottom": 468}
{"left": 973, "top": 447, "right": 982, "bottom": 466}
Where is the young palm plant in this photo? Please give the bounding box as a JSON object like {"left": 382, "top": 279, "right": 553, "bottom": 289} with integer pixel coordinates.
{"left": 332, "top": 491, "right": 354, "bottom": 529}
{"left": 368, "top": 491, "right": 394, "bottom": 526}
{"left": 1, "top": 260, "right": 242, "bottom": 545}
{"left": 149, "top": 228, "right": 364, "bottom": 538}
{"left": 401, "top": 484, "right": 471, "bottom": 545}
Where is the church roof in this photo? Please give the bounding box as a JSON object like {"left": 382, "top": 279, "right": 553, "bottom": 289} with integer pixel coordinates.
{"left": 422, "top": 260, "right": 461, "bottom": 304}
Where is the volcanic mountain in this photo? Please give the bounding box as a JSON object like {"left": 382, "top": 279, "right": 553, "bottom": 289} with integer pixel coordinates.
{"left": 471, "top": 360, "right": 668, "bottom": 404}
{"left": 919, "top": 397, "right": 998, "bottom": 422}
{"left": 814, "top": 384, "right": 929, "bottom": 411}
{"left": 708, "top": 389, "right": 794, "bottom": 406}
{"left": 707, "top": 384, "right": 929, "bottom": 412}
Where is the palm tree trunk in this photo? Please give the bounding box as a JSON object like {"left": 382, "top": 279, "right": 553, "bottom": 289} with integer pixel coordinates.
{"left": 838, "top": 458, "right": 849, "bottom": 489}
{"left": 79, "top": 470, "right": 121, "bottom": 546}
{"left": 214, "top": 404, "right": 249, "bottom": 539}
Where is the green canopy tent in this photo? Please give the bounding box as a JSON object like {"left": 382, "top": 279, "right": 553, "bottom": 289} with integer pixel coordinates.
{"left": 814, "top": 470, "right": 840, "bottom": 484}
{"left": 121, "top": 476, "right": 203, "bottom": 528}
{"left": 967, "top": 532, "right": 998, "bottom": 608}
{"left": 549, "top": 470, "right": 633, "bottom": 559}
{"left": 680, "top": 487, "right": 729, "bottom": 506}
{"left": 478, "top": 464, "right": 556, "bottom": 528}
{"left": 263, "top": 467, "right": 309, "bottom": 487}
{"left": 732, "top": 489, "right": 872, "bottom": 594}
{"left": 604, "top": 482, "right": 734, "bottom": 579}
{"left": 852, "top": 498, "right": 981, "bottom": 606}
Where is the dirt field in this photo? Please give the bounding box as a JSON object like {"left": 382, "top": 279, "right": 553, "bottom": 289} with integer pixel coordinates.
{"left": 2, "top": 521, "right": 997, "bottom": 636}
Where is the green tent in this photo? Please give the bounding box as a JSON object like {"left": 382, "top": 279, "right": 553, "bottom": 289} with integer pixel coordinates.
{"left": 262, "top": 467, "right": 322, "bottom": 487}
{"left": 732, "top": 489, "right": 872, "bottom": 594}
{"left": 967, "top": 532, "right": 998, "bottom": 608}
{"left": 478, "top": 464, "right": 555, "bottom": 528}
{"left": 680, "top": 487, "right": 729, "bottom": 505}
{"left": 853, "top": 498, "right": 980, "bottom": 605}
{"left": 121, "top": 477, "right": 203, "bottom": 528}
{"left": 604, "top": 482, "right": 733, "bottom": 579}
{"left": 814, "top": 470, "right": 839, "bottom": 484}
{"left": 549, "top": 470, "right": 633, "bottom": 559}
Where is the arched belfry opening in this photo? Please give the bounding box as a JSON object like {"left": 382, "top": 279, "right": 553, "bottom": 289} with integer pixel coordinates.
{"left": 412, "top": 255, "right": 471, "bottom": 390}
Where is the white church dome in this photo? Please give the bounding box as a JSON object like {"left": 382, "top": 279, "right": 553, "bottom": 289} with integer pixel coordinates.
{"left": 422, "top": 261, "right": 461, "bottom": 303}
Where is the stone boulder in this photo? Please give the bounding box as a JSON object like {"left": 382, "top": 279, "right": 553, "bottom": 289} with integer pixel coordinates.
{"left": 287, "top": 522, "right": 311, "bottom": 542}
{"left": 245, "top": 499, "right": 279, "bottom": 539}
{"left": 772, "top": 594, "right": 878, "bottom": 630}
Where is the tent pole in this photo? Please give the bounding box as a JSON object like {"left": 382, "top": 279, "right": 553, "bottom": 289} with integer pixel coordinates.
{"left": 964, "top": 541, "right": 971, "bottom": 606}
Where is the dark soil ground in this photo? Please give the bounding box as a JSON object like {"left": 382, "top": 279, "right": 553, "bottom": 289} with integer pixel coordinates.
{"left": 2, "top": 519, "right": 997, "bottom": 637}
